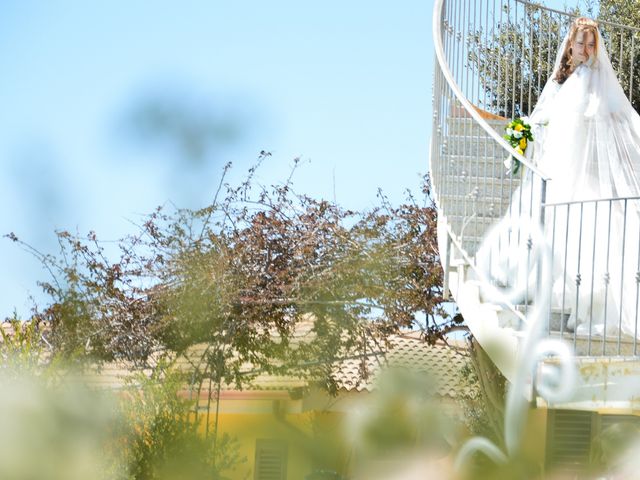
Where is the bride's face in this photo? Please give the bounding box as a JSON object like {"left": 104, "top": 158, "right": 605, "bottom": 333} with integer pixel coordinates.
{"left": 572, "top": 30, "right": 596, "bottom": 64}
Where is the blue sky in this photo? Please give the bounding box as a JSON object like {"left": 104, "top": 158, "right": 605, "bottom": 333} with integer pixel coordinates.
{"left": 0, "top": 0, "right": 579, "bottom": 316}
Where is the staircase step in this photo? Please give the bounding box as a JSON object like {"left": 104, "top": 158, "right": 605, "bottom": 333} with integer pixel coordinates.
{"left": 550, "top": 332, "right": 640, "bottom": 357}
{"left": 441, "top": 154, "right": 514, "bottom": 178}
{"left": 497, "top": 306, "right": 640, "bottom": 356}
{"left": 443, "top": 216, "right": 502, "bottom": 239}
{"left": 446, "top": 117, "right": 507, "bottom": 136}
{"left": 444, "top": 135, "right": 504, "bottom": 155}
{"left": 447, "top": 232, "right": 487, "bottom": 256}
{"left": 495, "top": 306, "right": 566, "bottom": 331}
{"left": 438, "top": 175, "right": 521, "bottom": 197}
{"left": 448, "top": 216, "right": 497, "bottom": 239}
{"left": 436, "top": 182, "right": 516, "bottom": 201}
{"left": 439, "top": 141, "right": 507, "bottom": 159}
{"left": 514, "top": 305, "right": 569, "bottom": 331}
{"left": 437, "top": 193, "right": 512, "bottom": 215}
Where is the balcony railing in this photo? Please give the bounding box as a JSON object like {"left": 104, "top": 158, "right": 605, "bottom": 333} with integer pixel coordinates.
{"left": 432, "top": 0, "right": 640, "bottom": 356}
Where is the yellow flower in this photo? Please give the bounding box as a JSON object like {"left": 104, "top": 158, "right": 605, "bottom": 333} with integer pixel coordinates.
{"left": 514, "top": 124, "right": 524, "bottom": 132}
{"left": 515, "top": 146, "right": 524, "bottom": 155}
{"left": 519, "top": 138, "right": 527, "bottom": 149}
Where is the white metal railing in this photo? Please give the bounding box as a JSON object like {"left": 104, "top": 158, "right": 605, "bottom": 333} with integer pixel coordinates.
{"left": 431, "top": 0, "right": 640, "bottom": 356}
{"left": 544, "top": 197, "right": 640, "bottom": 355}
{"left": 431, "top": 0, "right": 550, "bottom": 258}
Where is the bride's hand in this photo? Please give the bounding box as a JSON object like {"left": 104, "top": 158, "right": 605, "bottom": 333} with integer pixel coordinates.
{"left": 573, "top": 51, "right": 590, "bottom": 67}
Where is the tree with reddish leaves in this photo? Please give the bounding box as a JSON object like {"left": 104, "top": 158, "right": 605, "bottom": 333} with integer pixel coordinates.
{"left": 5, "top": 156, "right": 460, "bottom": 475}
{"left": 7, "top": 157, "right": 455, "bottom": 380}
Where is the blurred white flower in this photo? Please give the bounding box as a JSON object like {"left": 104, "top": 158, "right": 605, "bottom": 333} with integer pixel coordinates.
{"left": 504, "top": 156, "right": 514, "bottom": 170}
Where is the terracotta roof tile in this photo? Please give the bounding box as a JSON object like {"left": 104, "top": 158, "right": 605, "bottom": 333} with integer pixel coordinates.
{"left": 332, "top": 334, "right": 470, "bottom": 398}
{"left": 0, "top": 320, "right": 471, "bottom": 397}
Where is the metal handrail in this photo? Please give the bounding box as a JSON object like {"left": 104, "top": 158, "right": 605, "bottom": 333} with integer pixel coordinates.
{"left": 432, "top": 0, "right": 550, "bottom": 181}
{"left": 545, "top": 195, "right": 640, "bottom": 207}
{"left": 516, "top": 0, "right": 640, "bottom": 33}
{"left": 430, "top": 0, "right": 551, "bottom": 261}
{"left": 431, "top": 0, "right": 640, "bottom": 357}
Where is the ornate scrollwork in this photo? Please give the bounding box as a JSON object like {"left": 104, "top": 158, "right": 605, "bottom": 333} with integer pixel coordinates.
{"left": 457, "top": 216, "right": 577, "bottom": 467}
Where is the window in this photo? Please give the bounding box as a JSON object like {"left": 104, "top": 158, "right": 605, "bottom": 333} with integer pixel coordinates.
{"left": 546, "top": 410, "right": 640, "bottom": 476}
{"left": 254, "top": 439, "right": 288, "bottom": 480}
{"left": 546, "top": 409, "right": 594, "bottom": 476}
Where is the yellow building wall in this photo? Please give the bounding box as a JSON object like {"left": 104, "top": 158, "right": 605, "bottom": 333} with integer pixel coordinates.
{"left": 520, "top": 407, "right": 549, "bottom": 471}
{"left": 196, "top": 389, "right": 465, "bottom": 479}
{"left": 200, "top": 400, "right": 349, "bottom": 480}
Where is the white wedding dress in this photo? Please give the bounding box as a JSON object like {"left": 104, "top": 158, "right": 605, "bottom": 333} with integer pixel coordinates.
{"left": 477, "top": 25, "right": 640, "bottom": 339}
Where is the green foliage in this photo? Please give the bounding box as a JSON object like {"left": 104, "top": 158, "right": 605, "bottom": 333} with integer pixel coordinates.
{"left": 0, "top": 314, "right": 48, "bottom": 374}
{"left": 355, "top": 368, "right": 453, "bottom": 455}
{"left": 457, "top": 338, "right": 506, "bottom": 450}
{"left": 467, "top": 2, "right": 563, "bottom": 118}
{"left": 503, "top": 117, "right": 534, "bottom": 174}
{"left": 6, "top": 159, "right": 448, "bottom": 392}
{"left": 3, "top": 158, "right": 449, "bottom": 479}
{"left": 598, "top": 0, "right": 640, "bottom": 113}
{"left": 120, "top": 359, "right": 245, "bottom": 480}
{"left": 467, "top": 2, "right": 640, "bottom": 117}
{"left": 0, "top": 370, "right": 124, "bottom": 480}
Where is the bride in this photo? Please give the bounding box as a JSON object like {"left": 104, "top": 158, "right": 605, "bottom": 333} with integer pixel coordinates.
{"left": 478, "top": 17, "right": 640, "bottom": 341}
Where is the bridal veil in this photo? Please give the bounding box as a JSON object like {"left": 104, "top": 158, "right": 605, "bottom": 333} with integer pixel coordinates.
{"left": 478, "top": 18, "right": 640, "bottom": 340}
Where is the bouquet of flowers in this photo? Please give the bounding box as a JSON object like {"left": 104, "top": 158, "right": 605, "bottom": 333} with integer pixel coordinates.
{"left": 504, "top": 117, "right": 533, "bottom": 175}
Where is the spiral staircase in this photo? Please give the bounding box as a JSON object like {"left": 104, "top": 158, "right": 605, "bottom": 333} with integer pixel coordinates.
{"left": 431, "top": 0, "right": 640, "bottom": 429}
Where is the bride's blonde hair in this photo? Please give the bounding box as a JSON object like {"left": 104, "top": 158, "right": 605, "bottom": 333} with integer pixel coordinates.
{"left": 554, "top": 17, "right": 599, "bottom": 84}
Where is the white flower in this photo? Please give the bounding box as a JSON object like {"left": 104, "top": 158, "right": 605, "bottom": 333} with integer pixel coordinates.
{"left": 506, "top": 128, "right": 514, "bottom": 136}
{"left": 504, "top": 156, "right": 513, "bottom": 170}
{"left": 513, "top": 131, "right": 523, "bottom": 139}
